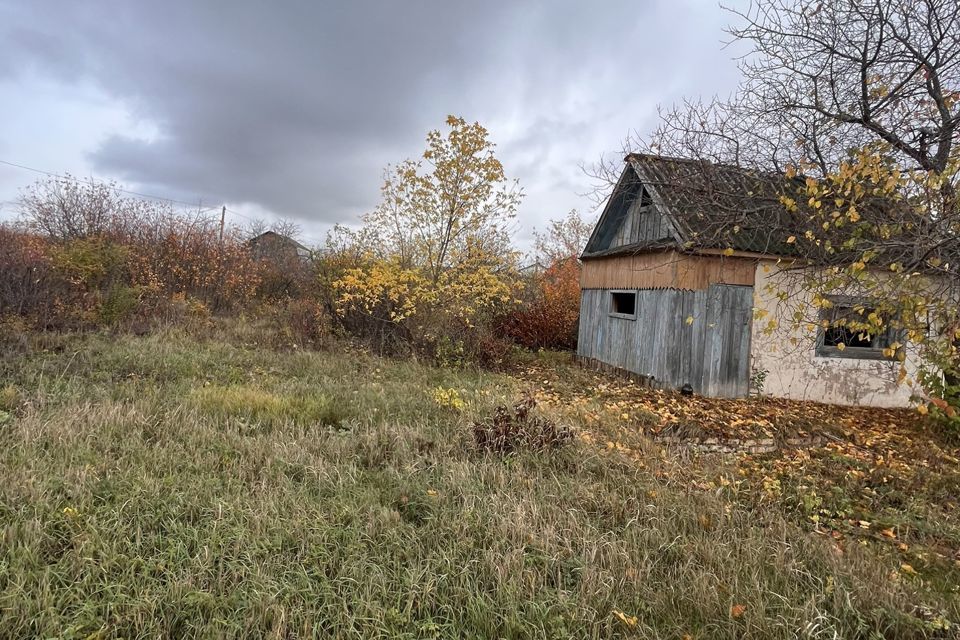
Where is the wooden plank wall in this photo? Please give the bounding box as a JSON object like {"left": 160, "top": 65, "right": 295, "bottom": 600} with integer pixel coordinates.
{"left": 611, "top": 198, "right": 674, "bottom": 248}
{"left": 581, "top": 251, "right": 756, "bottom": 290}
{"left": 577, "top": 284, "right": 753, "bottom": 397}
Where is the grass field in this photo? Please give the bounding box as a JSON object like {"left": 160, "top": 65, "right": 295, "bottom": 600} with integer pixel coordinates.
{"left": 1, "top": 322, "right": 958, "bottom": 639}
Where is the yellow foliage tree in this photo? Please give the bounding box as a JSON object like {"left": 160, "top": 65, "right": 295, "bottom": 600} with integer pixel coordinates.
{"left": 333, "top": 116, "right": 522, "bottom": 356}
{"left": 767, "top": 143, "right": 960, "bottom": 423}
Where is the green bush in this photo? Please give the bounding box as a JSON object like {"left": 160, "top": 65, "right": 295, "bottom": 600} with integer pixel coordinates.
{"left": 99, "top": 285, "right": 141, "bottom": 326}
{"left": 921, "top": 365, "right": 960, "bottom": 440}
{"left": 50, "top": 236, "right": 129, "bottom": 290}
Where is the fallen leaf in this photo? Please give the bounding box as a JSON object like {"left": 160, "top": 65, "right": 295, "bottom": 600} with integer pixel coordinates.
{"left": 612, "top": 609, "right": 638, "bottom": 627}
{"left": 731, "top": 604, "right": 746, "bottom": 618}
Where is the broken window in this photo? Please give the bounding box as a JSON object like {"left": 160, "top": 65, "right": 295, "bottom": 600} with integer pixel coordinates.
{"left": 815, "top": 297, "right": 897, "bottom": 360}
{"left": 610, "top": 291, "right": 636, "bottom": 318}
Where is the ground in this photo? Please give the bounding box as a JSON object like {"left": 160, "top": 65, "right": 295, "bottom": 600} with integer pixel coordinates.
{"left": 0, "top": 321, "right": 958, "bottom": 639}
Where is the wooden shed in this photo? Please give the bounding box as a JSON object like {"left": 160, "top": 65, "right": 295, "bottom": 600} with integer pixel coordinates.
{"left": 578, "top": 154, "right": 784, "bottom": 398}
{"left": 577, "top": 154, "right": 921, "bottom": 407}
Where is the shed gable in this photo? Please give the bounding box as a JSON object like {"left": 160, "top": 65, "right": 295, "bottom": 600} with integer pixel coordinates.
{"left": 583, "top": 166, "right": 677, "bottom": 256}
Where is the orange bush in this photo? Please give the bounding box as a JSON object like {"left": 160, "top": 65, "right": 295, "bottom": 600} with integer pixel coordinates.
{"left": 0, "top": 227, "right": 64, "bottom": 322}
{"left": 123, "top": 223, "right": 262, "bottom": 312}
{"left": 498, "top": 257, "right": 581, "bottom": 350}
{"left": 2, "top": 196, "right": 265, "bottom": 329}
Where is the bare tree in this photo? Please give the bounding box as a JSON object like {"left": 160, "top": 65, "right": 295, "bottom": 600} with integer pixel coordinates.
{"left": 243, "top": 218, "right": 270, "bottom": 239}
{"left": 272, "top": 218, "right": 303, "bottom": 242}
{"left": 19, "top": 176, "right": 123, "bottom": 240}
{"left": 533, "top": 209, "right": 596, "bottom": 265}
{"left": 630, "top": 0, "right": 960, "bottom": 178}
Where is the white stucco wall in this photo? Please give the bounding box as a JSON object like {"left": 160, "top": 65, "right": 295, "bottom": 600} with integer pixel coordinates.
{"left": 750, "top": 261, "right": 922, "bottom": 408}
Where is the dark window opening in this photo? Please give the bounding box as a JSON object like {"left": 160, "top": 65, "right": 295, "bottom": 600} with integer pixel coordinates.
{"left": 822, "top": 325, "right": 875, "bottom": 349}
{"left": 610, "top": 291, "right": 636, "bottom": 317}
{"left": 816, "top": 298, "right": 897, "bottom": 359}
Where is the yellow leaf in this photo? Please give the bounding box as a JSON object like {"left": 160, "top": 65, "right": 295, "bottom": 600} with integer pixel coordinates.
{"left": 685, "top": 316, "right": 694, "bottom": 325}
{"left": 900, "top": 563, "right": 917, "bottom": 575}
{"left": 786, "top": 236, "right": 796, "bottom": 244}
{"left": 917, "top": 404, "right": 929, "bottom": 416}
{"left": 836, "top": 342, "right": 846, "bottom": 351}
{"left": 880, "top": 528, "right": 896, "bottom": 539}
{"left": 612, "top": 609, "right": 638, "bottom": 627}
{"left": 722, "top": 247, "right": 735, "bottom": 256}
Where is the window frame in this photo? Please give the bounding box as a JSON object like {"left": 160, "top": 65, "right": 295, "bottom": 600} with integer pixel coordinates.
{"left": 609, "top": 289, "right": 637, "bottom": 320}
{"left": 814, "top": 295, "right": 898, "bottom": 361}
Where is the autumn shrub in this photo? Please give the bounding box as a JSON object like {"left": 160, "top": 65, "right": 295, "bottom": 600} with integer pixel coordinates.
{"left": 472, "top": 394, "right": 572, "bottom": 454}
{"left": 49, "top": 236, "right": 129, "bottom": 290}
{"left": 4, "top": 177, "right": 272, "bottom": 332}
{"left": 918, "top": 364, "right": 960, "bottom": 440}
{"left": 499, "top": 257, "right": 581, "bottom": 350}
{"left": 98, "top": 285, "right": 143, "bottom": 327}
{"left": 419, "top": 318, "right": 517, "bottom": 370}
{"left": 122, "top": 223, "right": 262, "bottom": 312}
{"left": 251, "top": 250, "right": 316, "bottom": 302}
{"left": 330, "top": 117, "right": 524, "bottom": 367}
{"left": 0, "top": 226, "right": 66, "bottom": 321}
{"left": 335, "top": 258, "right": 519, "bottom": 365}
{"left": 257, "top": 297, "right": 333, "bottom": 350}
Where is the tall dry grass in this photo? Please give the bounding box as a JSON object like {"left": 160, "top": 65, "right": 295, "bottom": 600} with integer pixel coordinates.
{"left": 0, "top": 325, "right": 956, "bottom": 638}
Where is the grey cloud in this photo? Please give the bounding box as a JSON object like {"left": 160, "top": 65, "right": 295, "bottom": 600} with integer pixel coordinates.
{"left": 0, "top": 0, "right": 745, "bottom": 237}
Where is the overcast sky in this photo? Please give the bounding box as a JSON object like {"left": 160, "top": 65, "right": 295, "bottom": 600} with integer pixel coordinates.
{"left": 0, "top": 0, "right": 745, "bottom": 248}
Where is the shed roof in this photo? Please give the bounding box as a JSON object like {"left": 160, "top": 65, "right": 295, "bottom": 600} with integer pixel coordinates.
{"left": 623, "top": 154, "right": 800, "bottom": 256}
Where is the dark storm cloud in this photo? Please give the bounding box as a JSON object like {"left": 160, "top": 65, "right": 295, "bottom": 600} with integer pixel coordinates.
{"left": 0, "top": 1, "right": 744, "bottom": 233}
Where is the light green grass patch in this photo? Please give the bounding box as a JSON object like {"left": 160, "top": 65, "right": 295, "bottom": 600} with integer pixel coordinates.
{"left": 190, "top": 384, "right": 350, "bottom": 430}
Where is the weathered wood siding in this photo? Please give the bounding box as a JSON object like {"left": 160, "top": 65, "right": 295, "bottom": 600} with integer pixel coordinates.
{"left": 577, "top": 285, "right": 753, "bottom": 397}
{"left": 610, "top": 197, "right": 674, "bottom": 247}
{"left": 586, "top": 176, "right": 676, "bottom": 253}
{"left": 581, "top": 252, "right": 757, "bottom": 290}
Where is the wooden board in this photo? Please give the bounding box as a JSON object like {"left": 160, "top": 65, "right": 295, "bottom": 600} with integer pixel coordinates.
{"left": 577, "top": 284, "right": 754, "bottom": 398}
{"left": 581, "top": 251, "right": 756, "bottom": 290}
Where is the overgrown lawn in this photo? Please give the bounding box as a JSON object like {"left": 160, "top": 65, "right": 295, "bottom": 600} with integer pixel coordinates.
{"left": 0, "top": 324, "right": 957, "bottom": 638}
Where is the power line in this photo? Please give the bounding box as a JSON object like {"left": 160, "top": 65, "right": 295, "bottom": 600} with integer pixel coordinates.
{"left": 0, "top": 157, "right": 325, "bottom": 247}
{"left": 0, "top": 158, "right": 218, "bottom": 211}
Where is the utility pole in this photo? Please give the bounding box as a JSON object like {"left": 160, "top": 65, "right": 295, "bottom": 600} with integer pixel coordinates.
{"left": 219, "top": 205, "right": 226, "bottom": 246}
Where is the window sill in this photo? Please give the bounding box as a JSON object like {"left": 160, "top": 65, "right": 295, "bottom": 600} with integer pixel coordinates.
{"left": 815, "top": 347, "right": 894, "bottom": 361}
{"left": 609, "top": 312, "right": 637, "bottom": 321}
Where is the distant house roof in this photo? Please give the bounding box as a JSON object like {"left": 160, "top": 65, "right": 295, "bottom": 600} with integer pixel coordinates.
{"left": 518, "top": 260, "right": 547, "bottom": 274}
{"left": 247, "top": 230, "right": 312, "bottom": 260}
